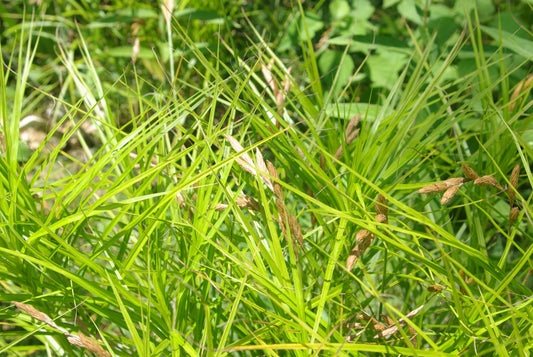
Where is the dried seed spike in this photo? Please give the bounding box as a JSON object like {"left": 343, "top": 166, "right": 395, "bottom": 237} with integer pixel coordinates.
{"left": 441, "top": 185, "right": 460, "bottom": 205}
{"left": 334, "top": 145, "right": 344, "bottom": 159}
{"left": 267, "top": 161, "right": 283, "bottom": 199}
{"left": 13, "top": 301, "right": 53, "bottom": 325}
{"left": 236, "top": 195, "right": 261, "bottom": 211}
{"left": 356, "top": 315, "right": 379, "bottom": 324}
{"left": 356, "top": 229, "right": 372, "bottom": 243}
{"left": 408, "top": 324, "right": 417, "bottom": 336}
{"left": 344, "top": 322, "right": 365, "bottom": 329}
{"left": 346, "top": 246, "right": 360, "bottom": 271}
{"left": 266, "top": 160, "right": 279, "bottom": 180}
{"left": 161, "top": 0, "right": 174, "bottom": 25}
{"left": 215, "top": 203, "right": 228, "bottom": 211}
{"left": 276, "top": 90, "right": 286, "bottom": 109}
{"left": 132, "top": 37, "right": 140, "bottom": 63}
{"left": 509, "top": 206, "right": 519, "bottom": 229}
{"left": 382, "top": 315, "right": 395, "bottom": 326}
{"left": 78, "top": 331, "right": 110, "bottom": 357}
{"left": 444, "top": 177, "right": 467, "bottom": 187}
{"left": 509, "top": 163, "right": 520, "bottom": 207}
{"left": 256, "top": 148, "right": 273, "bottom": 192}
{"left": 288, "top": 214, "right": 304, "bottom": 248}
{"left": 346, "top": 128, "right": 360, "bottom": 144}
{"left": 345, "top": 114, "right": 361, "bottom": 139}
{"left": 427, "top": 284, "right": 446, "bottom": 293}
{"left": 358, "top": 232, "right": 374, "bottom": 253}
{"left": 373, "top": 323, "right": 387, "bottom": 332}
{"left": 225, "top": 134, "right": 256, "bottom": 175}
{"left": 235, "top": 156, "right": 256, "bottom": 175}
{"left": 462, "top": 163, "right": 479, "bottom": 181}
{"left": 375, "top": 193, "right": 388, "bottom": 216}
{"left": 320, "top": 153, "right": 326, "bottom": 171}
{"left": 509, "top": 74, "right": 533, "bottom": 111}
{"left": 417, "top": 182, "right": 448, "bottom": 194}
{"left": 12, "top": 301, "right": 68, "bottom": 335}
{"left": 356, "top": 314, "right": 371, "bottom": 322}
{"left": 375, "top": 214, "right": 387, "bottom": 224}
{"left": 474, "top": 175, "right": 504, "bottom": 190}
{"left": 276, "top": 199, "right": 288, "bottom": 232}
{"left": 373, "top": 305, "right": 424, "bottom": 339}
{"left": 336, "top": 115, "right": 361, "bottom": 160}
{"left": 67, "top": 334, "right": 84, "bottom": 348}
{"left": 261, "top": 62, "right": 278, "bottom": 94}
{"left": 347, "top": 231, "right": 374, "bottom": 270}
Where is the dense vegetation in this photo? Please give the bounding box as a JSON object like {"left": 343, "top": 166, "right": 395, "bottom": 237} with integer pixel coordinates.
{"left": 1, "top": 1, "right": 532, "bottom": 355}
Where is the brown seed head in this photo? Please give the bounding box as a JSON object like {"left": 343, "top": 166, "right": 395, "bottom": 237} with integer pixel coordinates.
{"left": 261, "top": 62, "right": 278, "bottom": 94}
{"left": 276, "top": 199, "right": 288, "bottom": 230}
{"left": 408, "top": 324, "right": 417, "bottom": 336}
{"left": 375, "top": 214, "right": 388, "bottom": 224}
{"left": 462, "top": 164, "right": 479, "bottom": 180}
{"left": 236, "top": 195, "right": 261, "bottom": 211}
{"left": 13, "top": 302, "right": 52, "bottom": 325}
{"left": 373, "top": 323, "right": 387, "bottom": 332}
{"left": 215, "top": 203, "right": 228, "bottom": 211}
{"left": 382, "top": 315, "right": 395, "bottom": 326}
{"left": 346, "top": 114, "right": 360, "bottom": 139}
{"left": 373, "top": 305, "right": 424, "bottom": 339}
{"left": 347, "top": 128, "right": 360, "bottom": 144}
{"left": 444, "top": 177, "right": 467, "bottom": 187}
{"left": 509, "top": 163, "right": 520, "bottom": 206}
{"left": 161, "top": 0, "right": 175, "bottom": 25}
{"left": 67, "top": 335, "right": 84, "bottom": 348}
{"left": 346, "top": 247, "right": 359, "bottom": 271}
{"left": 356, "top": 314, "right": 372, "bottom": 322}
{"left": 225, "top": 134, "right": 255, "bottom": 174}
{"left": 417, "top": 182, "right": 449, "bottom": 194}
{"left": 266, "top": 160, "right": 279, "bottom": 180}
{"left": 474, "top": 175, "right": 504, "bottom": 190}
{"left": 441, "top": 185, "right": 460, "bottom": 205}
{"left": 267, "top": 161, "right": 283, "bottom": 199}
{"left": 356, "top": 229, "right": 372, "bottom": 243}
{"left": 132, "top": 37, "right": 140, "bottom": 63}
{"left": 347, "top": 230, "right": 374, "bottom": 269}
{"left": 78, "top": 332, "right": 110, "bottom": 357}
{"left": 427, "top": 284, "right": 446, "bottom": 293}
{"left": 359, "top": 232, "right": 374, "bottom": 252}
{"left": 509, "top": 206, "right": 520, "bottom": 228}
{"left": 345, "top": 322, "right": 366, "bottom": 329}
{"left": 334, "top": 145, "right": 343, "bottom": 159}
{"left": 288, "top": 214, "right": 304, "bottom": 247}
{"left": 256, "top": 149, "right": 273, "bottom": 192}
{"left": 375, "top": 193, "right": 388, "bottom": 216}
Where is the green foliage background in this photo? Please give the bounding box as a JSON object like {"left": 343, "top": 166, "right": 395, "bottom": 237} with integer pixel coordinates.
{"left": 1, "top": 0, "right": 532, "bottom": 356}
